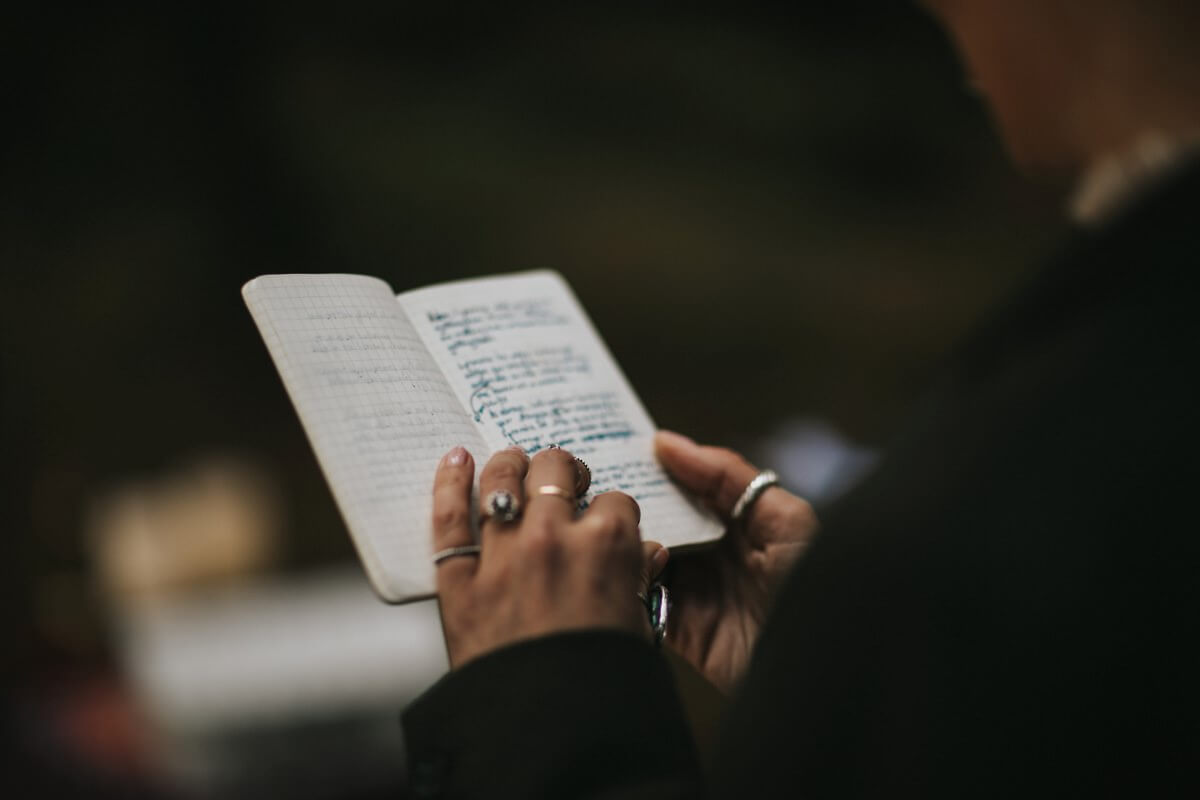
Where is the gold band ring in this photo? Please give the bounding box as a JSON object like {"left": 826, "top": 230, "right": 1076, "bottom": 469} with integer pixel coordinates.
{"left": 535, "top": 484, "right": 576, "bottom": 503}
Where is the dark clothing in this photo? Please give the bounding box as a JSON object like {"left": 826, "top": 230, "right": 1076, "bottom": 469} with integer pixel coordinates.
{"left": 404, "top": 162, "right": 1200, "bottom": 798}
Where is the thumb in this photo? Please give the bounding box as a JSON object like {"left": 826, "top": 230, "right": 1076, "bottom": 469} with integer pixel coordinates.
{"left": 640, "top": 540, "right": 670, "bottom": 594}
{"left": 655, "top": 429, "right": 759, "bottom": 518}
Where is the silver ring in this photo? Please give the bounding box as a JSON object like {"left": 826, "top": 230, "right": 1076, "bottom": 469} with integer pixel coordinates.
{"left": 482, "top": 489, "right": 521, "bottom": 523}
{"left": 431, "top": 545, "right": 481, "bottom": 565}
{"left": 545, "top": 445, "right": 591, "bottom": 496}
{"left": 730, "top": 469, "right": 779, "bottom": 523}
{"left": 642, "top": 583, "right": 669, "bottom": 646}
{"left": 572, "top": 456, "right": 591, "bottom": 496}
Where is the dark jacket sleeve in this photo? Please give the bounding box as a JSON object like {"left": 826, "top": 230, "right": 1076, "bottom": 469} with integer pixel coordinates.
{"left": 402, "top": 629, "right": 703, "bottom": 799}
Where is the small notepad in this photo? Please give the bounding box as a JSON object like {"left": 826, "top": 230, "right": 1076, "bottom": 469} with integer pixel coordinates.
{"left": 243, "top": 271, "right": 721, "bottom": 603}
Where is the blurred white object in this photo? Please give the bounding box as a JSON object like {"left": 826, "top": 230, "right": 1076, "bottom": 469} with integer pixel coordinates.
{"left": 89, "top": 456, "right": 447, "bottom": 795}
{"left": 757, "top": 418, "right": 878, "bottom": 506}
{"left": 114, "top": 568, "right": 447, "bottom": 796}
{"left": 118, "top": 568, "right": 447, "bottom": 733}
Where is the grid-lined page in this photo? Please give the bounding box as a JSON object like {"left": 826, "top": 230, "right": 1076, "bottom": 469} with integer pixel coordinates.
{"left": 398, "top": 271, "right": 722, "bottom": 550}
{"left": 243, "top": 274, "right": 485, "bottom": 602}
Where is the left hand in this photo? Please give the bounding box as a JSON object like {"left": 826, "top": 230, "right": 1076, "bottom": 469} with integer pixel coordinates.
{"left": 431, "top": 445, "right": 667, "bottom": 669}
{"left": 654, "top": 431, "right": 819, "bottom": 691}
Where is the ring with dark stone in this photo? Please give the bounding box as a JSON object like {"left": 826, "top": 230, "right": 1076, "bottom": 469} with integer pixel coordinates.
{"left": 642, "top": 583, "right": 670, "bottom": 647}
{"left": 482, "top": 489, "right": 521, "bottom": 524}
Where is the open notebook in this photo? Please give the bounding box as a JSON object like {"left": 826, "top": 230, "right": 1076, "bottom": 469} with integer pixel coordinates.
{"left": 243, "top": 271, "right": 721, "bottom": 602}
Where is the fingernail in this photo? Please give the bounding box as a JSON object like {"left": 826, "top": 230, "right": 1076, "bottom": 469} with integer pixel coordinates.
{"left": 656, "top": 430, "right": 695, "bottom": 449}
{"left": 505, "top": 445, "right": 528, "bottom": 457}
{"left": 651, "top": 546, "right": 670, "bottom": 575}
{"left": 444, "top": 446, "right": 468, "bottom": 466}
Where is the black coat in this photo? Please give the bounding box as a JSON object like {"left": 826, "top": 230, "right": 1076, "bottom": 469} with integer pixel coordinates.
{"left": 403, "top": 162, "right": 1200, "bottom": 798}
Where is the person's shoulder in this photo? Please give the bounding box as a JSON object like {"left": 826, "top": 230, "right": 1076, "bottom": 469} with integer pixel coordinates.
{"left": 953, "top": 155, "right": 1200, "bottom": 382}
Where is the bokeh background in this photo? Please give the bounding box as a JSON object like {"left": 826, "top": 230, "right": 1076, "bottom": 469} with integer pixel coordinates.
{"left": 3, "top": 2, "right": 1065, "bottom": 797}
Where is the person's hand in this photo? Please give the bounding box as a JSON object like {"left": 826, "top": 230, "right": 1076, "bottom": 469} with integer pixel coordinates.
{"left": 431, "top": 445, "right": 667, "bottom": 669}
{"left": 654, "top": 430, "right": 819, "bottom": 692}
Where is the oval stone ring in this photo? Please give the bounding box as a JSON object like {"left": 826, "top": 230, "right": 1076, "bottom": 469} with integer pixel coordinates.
{"left": 482, "top": 489, "right": 521, "bottom": 524}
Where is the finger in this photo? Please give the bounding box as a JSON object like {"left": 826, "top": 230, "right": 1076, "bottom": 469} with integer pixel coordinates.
{"left": 578, "top": 490, "right": 642, "bottom": 544}
{"left": 524, "top": 445, "right": 580, "bottom": 526}
{"left": 478, "top": 446, "right": 529, "bottom": 537}
{"left": 431, "top": 446, "right": 478, "bottom": 590}
{"left": 654, "top": 430, "right": 759, "bottom": 519}
{"left": 639, "top": 540, "right": 670, "bottom": 595}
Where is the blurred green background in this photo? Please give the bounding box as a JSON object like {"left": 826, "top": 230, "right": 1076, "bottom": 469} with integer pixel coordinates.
{"left": 2, "top": 2, "right": 1065, "bottom": 795}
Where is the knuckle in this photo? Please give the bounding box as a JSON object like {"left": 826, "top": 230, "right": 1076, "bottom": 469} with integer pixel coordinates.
{"left": 787, "top": 496, "right": 817, "bottom": 527}
{"left": 485, "top": 461, "right": 522, "bottom": 483}
{"left": 471, "top": 571, "right": 501, "bottom": 601}
{"left": 583, "top": 511, "right": 627, "bottom": 546}
{"left": 617, "top": 491, "right": 642, "bottom": 523}
{"left": 433, "top": 504, "right": 469, "bottom": 532}
{"left": 437, "top": 467, "right": 470, "bottom": 490}
{"left": 594, "top": 512, "right": 622, "bottom": 539}
{"left": 532, "top": 446, "right": 575, "bottom": 469}
{"left": 520, "top": 523, "right": 560, "bottom": 559}
{"left": 765, "top": 493, "right": 816, "bottom": 534}
{"left": 596, "top": 490, "right": 636, "bottom": 509}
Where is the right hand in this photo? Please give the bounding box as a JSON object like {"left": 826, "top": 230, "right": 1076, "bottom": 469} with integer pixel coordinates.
{"left": 654, "top": 430, "right": 819, "bottom": 692}
{"left": 432, "top": 445, "right": 660, "bottom": 669}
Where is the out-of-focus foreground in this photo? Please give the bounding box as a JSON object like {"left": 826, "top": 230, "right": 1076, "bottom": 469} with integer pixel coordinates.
{"left": 2, "top": 3, "right": 1063, "bottom": 797}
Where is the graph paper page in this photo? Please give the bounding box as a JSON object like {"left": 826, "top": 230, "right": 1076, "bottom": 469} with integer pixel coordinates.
{"left": 243, "top": 274, "right": 485, "bottom": 602}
